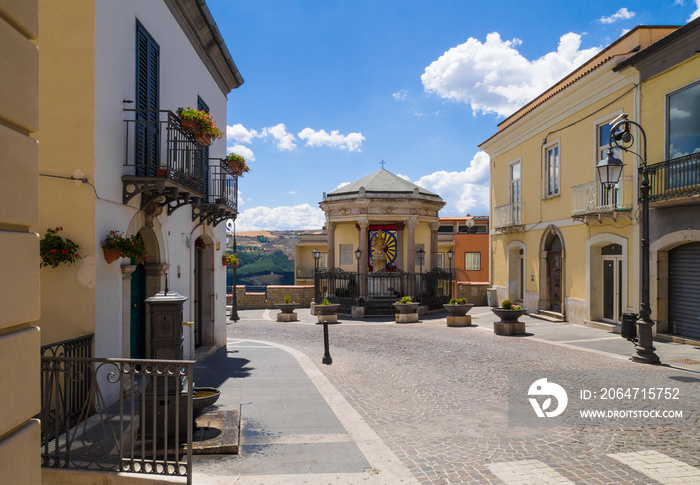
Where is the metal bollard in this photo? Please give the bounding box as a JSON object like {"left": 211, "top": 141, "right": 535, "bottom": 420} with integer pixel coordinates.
{"left": 621, "top": 312, "right": 638, "bottom": 341}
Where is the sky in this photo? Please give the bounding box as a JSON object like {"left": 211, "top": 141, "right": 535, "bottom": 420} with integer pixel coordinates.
{"left": 205, "top": 0, "right": 700, "bottom": 231}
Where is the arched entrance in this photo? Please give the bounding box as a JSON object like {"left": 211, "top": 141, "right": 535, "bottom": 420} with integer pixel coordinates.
{"left": 539, "top": 226, "right": 565, "bottom": 315}
{"left": 194, "top": 235, "right": 215, "bottom": 347}
{"left": 127, "top": 227, "right": 161, "bottom": 358}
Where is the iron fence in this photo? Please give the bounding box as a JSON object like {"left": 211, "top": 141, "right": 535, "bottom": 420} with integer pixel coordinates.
{"left": 314, "top": 268, "right": 453, "bottom": 315}
{"left": 571, "top": 176, "right": 633, "bottom": 216}
{"left": 647, "top": 152, "right": 700, "bottom": 202}
{"left": 40, "top": 355, "right": 194, "bottom": 484}
{"left": 205, "top": 160, "right": 238, "bottom": 210}
{"left": 124, "top": 109, "right": 206, "bottom": 195}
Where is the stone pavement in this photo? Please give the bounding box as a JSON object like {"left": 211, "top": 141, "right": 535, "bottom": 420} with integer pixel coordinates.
{"left": 192, "top": 307, "right": 700, "bottom": 484}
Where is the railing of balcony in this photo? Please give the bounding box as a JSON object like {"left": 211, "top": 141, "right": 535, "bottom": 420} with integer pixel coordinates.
{"left": 493, "top": 202, "right": 524, "bottom": 229}
{"left": 124, "top": 109, "right": 206, "bottom": 195}
{"left": 571, "top": 175, "right": 632, "bottom": 216}
{"left": 207, "top": 161, "right": 238, "bottom": 210}
{"left": 40, "top": 356, "right": 193, "bottom": 484}
{"left": 647, "top": 152, "right": 700, "bottom": 203}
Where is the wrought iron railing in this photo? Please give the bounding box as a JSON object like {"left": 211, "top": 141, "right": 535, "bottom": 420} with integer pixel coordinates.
{"left": 124, "top": 109, "right": 206, "bottom": 195}
{"left": 571, "top": 175, "right": 632, "bottom": 216}
{"left": 40, "top": 356, "right": 194, "bottom": 484}
{"left": 40, "top": 335, "right": 94, "bottom": 439}
{"left": 314, "top": 269, "right": 453, "bottom": 315}
{"left": 206, "top": 161, "right": 238, "bottom": 210}
{"left": 647, "top": 152, "right": 700, "bottom": 203}
{"left": 493, "top": 202, "right": 524, "bottom": 230}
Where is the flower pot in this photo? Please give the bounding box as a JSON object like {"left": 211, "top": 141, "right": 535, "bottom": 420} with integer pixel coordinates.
{"left": 393, "top": 302, "right": 420, "bottom": 314}
{"left": 222, "top": 256, "right": 231, "bottom": 266}
{"left": 195, "top": 133, "right": 212, "bottom": 146}
{"left": 275, "top": 303, "right": 300, "bottom": 314}
{"left": 180, "top": 118, "right": 200, "bottom": 136}
{"left": 491, "top": 308, "right": 527, "bottom": 323}
{"left": 443, "top": 303, "right": 474, "bottom": 316}
{"left": 103, "top": 248, "right": 121, "bottom": 264}
{"left": 316, "top": 303, "right": 340, "bottom": 315}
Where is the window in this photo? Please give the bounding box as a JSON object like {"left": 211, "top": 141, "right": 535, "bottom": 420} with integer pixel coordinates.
{"left": 437, "top": 252, "right": 445, "bottom": 269}
{"left": 544, "top": 143, "right": 559, "bottom": 197}
{"left": 597, "top": 119, "right": 623, "bottom": 206}
{"left": 667, "top": 81, "right": 700, "bottom": 159}
{"left": 509, "top": 161, "right": 521, "bottom": 224}
{"left": 465, "top": 253, "right": 480, "bottom": 270}
{"left": 135, "top": 20, "right": 159, "bottom": 176}
{"left": 197, "top": 96, "right": 210, "bottom": 195}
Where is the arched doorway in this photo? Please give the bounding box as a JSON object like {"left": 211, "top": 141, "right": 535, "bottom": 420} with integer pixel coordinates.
{"left": 128, "top": 227, "right": 161, "bottom": 358}
{"left": 539, "top": 227, "right": 565, "bottom": 315}
{"left": 194, "top": 235, "right": 215, "bottom": 347}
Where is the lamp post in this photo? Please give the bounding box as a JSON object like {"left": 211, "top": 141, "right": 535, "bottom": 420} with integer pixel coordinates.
{"left": 416, "top": 247, "right": 425, "bottom": 300}
{"left": 312, "top": 248, "right": 321, "bottom": 304}
{"left": 597, "top": 114, "right": 659, "bottom": 364}
{"left": 230, "top": 222, "right": 239, "bottom": 322}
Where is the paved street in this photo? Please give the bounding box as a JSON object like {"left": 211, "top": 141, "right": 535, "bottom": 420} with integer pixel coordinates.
{"left": 194, "top": 308, "right": 700, "bottom": 484}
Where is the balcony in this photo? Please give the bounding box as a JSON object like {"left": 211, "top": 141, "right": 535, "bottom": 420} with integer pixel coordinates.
{"left": 647, "top": 152, "right": 700, "bottom": 206}
{"left": 571, "top": 176, "right": 632, "bottom": 223}
{"left": 122, "top": 110, "right": 237, "bottom": 225}
{"left": 193, "top": 161, "right": 238, "bottom": 226}
{"left": 493, "top": 202, "right": 525, "bottom": 233}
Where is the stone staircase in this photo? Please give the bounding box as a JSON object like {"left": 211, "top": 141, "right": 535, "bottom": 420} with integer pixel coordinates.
{"left": 530, "top": 310, "right": 566, "bottom": 322}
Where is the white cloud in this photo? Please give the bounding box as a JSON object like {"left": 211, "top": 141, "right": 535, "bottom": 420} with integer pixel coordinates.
{"left": 393, "top": 89, "right": 408, "bottom": 101}
{"left": 690, "top": 0, "right": 700, "bottom": 20}
{"left": 415, "top": 151, "right": 491, "bottom": 214}
{"left": 227, "top": 144, "right": 255, "bottom": 161}
{"left": 262, "top": 123, "right": 297, "bottom": 151}
{"left": 298, "top": 128, "right": 365, "bottom": 152}
{"left": 334, "top": 182, "right": 351, "bottom": 191}
{"left": 288, "top": 190, "right": 296, "bottom": 194}
{"left": 236, "top": 204, "right": 326, "bottom": 231}
{"left": 670, "top": 107, "right": 693, "bottom": 120}
{"left": 599, "top": 8, "right": 635, "bottom": 24}
{"left": 422, "top": 32, "right": 601, "bottom": 117}
{"left": 226, "top": 123, "right": 260, "bottom": 144}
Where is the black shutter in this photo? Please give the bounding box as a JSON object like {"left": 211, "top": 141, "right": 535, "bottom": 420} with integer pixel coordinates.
{"left": 135, "top": 20, "right": 159, "bottom": 176}
{"left": 669, "top": 242, "right": 700, "bottom": 338}
{"left": 197, "top": 96, "right": 210, "bottom": 197}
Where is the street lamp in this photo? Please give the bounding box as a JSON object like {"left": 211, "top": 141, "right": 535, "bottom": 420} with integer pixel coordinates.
{"left": 230, "top": 222, "right": 239, "bottom": 322}
{"left": 312, "top": 248, "right": 321, "bottom": 303}
{"left": 447, "top": 248, "right": 454, "bottom": 299}
{"left": 597, "top": 113, "right": 659, "bottom": 364}
{"left": 416, "top": 247, "right": 425, "bottom": 275}
{"left": 355, "top": 248, "right": 362, "bottom": 298}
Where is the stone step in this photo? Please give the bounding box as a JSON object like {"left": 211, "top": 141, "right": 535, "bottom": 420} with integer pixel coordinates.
{"left": 530, "top": 311, "right": 565, "bottom": 322}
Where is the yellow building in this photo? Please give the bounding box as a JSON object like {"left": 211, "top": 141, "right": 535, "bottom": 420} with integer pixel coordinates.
{"left": 615, "top": 17, "right": 700, "bottom": 340}
{"left": 0, "top": 1, "right": 41, "bottom": 483}
{"left": 480, "top": 26, "right": 677, "bottom": 327}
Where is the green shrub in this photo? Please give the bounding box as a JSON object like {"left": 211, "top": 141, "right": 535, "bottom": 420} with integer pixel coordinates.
{"left": 395, "top": 296, "right": 413, "bottom": 304}
{"left": 449, "top": 298, "right": 467, "bottom": 305}
{"left": 283, "top": 295, "right": 291, "bottom": 304}
{"left": 501, "top": 299, "right": 513, "bottom": 310}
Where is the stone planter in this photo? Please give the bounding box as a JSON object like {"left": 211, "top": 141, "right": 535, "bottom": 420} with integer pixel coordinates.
{"left": 491, "top": 308, "right": 527, "bottom": 323}
{"left": 443, "top": 304, "right": 474, "bottom": 316}
{"left": 275, "top": 302, "right": 300, "bottom": 322}
{"left": 492, "top": 308, "right": 528, "bottom": 335}
{"left": 316, "top": 303, "right": 340, "bottom": 324}
{"left": 444, "top": 304, "right": 474, "bottom": 327}
{"left": 393, "top": 302, "right": 420, "bottom": 314}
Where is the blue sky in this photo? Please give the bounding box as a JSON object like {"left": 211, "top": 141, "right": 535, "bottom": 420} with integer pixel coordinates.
{"left": 206, "top": 0, "right": 700, "bottom": 231}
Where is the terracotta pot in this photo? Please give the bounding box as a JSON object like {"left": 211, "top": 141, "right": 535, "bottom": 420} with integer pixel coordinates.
{"left": 155, "top": 168, "right": 167, "bottom": 177}
{"left": 222, "top": 256, "right": 231, "bottom": 266}
{"left": 180, "top": 118, "right": 200, "bottom": 136}
{"left": 195, "top": 133, "right": 212, "bottom": 146}
{"left": 103, "top": 248, "right": 121, "bottom": 264}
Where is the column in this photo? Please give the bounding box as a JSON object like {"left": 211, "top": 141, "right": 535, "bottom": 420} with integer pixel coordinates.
{"left": 406, "top": 218, "right": 418, "bottom": 296}
{"left": 326, "top": 221, "right": 336, "bottom": 269}
{"left": 429, "top": 221, "right": 440, "bottom": 270}
{"left": 358, "top": 218, "right": 369, "bottom": 296}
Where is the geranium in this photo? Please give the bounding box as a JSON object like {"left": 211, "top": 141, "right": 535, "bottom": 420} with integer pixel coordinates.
{"left": 222, "top": 253, "right": 239, "bottom": 266}
{"left": 101, "top": 231, "right": 149, "bottom": 264}
{"left": 224, "top": 153, "right": 250, "bottom": 176}
{"left": 40, "top": 227, "right": 82, "bottom": 268}
{"left": 177, "top": 106, "right": 223, "bottom": 139}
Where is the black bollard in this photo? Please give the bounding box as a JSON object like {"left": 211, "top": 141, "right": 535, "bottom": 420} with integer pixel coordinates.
{"left": 322, "top": 321, "right": 332, "bottom": 365}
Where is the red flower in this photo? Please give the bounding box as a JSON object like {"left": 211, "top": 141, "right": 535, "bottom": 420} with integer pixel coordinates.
{"left": 50, "top": 249, "right": 58, "bottom": 253}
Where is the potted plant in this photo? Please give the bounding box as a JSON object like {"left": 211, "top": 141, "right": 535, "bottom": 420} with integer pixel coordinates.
{"left": 443, "top": 298, "right": 474, "bottom": 316}
{"left": 315, "top": 297, "right": 340, "bottom": 315}
{"left": 491, "top": 299, "right": 527, "bottom": 323}
{"left": 222, "top": 253, "right": 239, "bottom": 267}
{"left": 176, "top": 106, "right": 224, "bottom": 146}
{"left": 39, "top": 227, "right": 82, "bottom": 268}
{"left": 276, "top": 294, "right": 299, "bottom": 314}
{"left": 101, "top": 231, "right": 149, "bottom": 264}
{"left": 393, "top": 296, "right": 420, "bottom": 314}
{"left": 224, "top": 153, "right": 251, "bottom": 176}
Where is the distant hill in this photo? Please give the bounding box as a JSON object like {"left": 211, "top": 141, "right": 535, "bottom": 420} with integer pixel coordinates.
{"left": 226, "top": 230, "right": 318, "bottom": 287}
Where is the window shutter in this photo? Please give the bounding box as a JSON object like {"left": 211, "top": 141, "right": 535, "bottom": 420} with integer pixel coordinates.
{"left": 135, "top": 21, "right": 159, "bottom": 176}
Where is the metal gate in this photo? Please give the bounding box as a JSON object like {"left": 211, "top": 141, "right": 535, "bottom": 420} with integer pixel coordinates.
{"left": 669, "top": 242, "right": 700, "bottom": 339}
